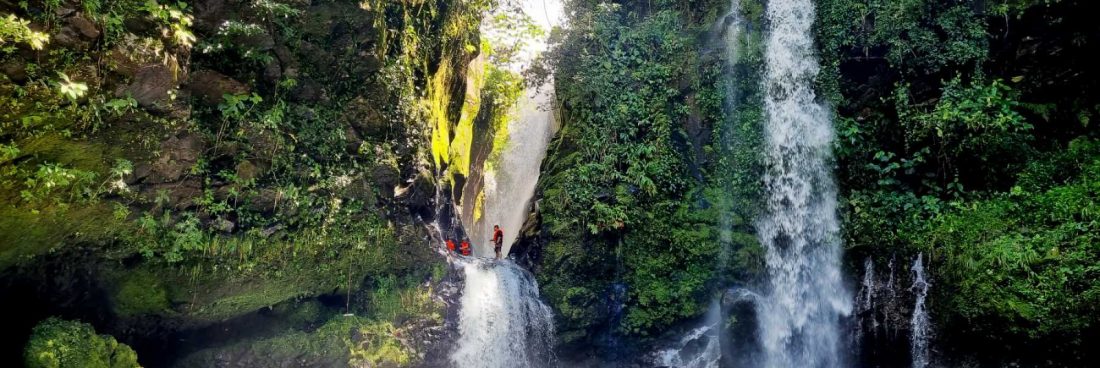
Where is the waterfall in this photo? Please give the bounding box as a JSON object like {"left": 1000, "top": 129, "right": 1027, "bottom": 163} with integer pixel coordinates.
{"left": 451, "top": 258, "right": 556, "bottom": 368}
{"left": 909, "top": 253, "right": 931, "bottom": 368}
{"left": 448, "top": 2, "right": 563, "bottom": 366}
{"left": 753, "top": 0, "right": 852, "bottom": 366}
{"left": 460, "top": 0, "right": 563, "bottom": 257}
{"left": 853, "top": 256, "right": 877, "bottom": 349}
{"left": 464, "top": 86, "right": 556, "bottom": 257}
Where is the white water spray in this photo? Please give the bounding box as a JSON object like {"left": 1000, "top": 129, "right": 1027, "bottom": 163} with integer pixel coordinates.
{"left": 754, "top": 0, "right": 852, "bottom": 366}
{"left": 910, "top": 253, "right": 931, "bottom": 368}
{"left": 451, "top": 258, "right": 556, "bottom": 368}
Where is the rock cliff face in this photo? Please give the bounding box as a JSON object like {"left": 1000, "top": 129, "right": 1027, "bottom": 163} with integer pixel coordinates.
{"left": 1, "top": 0, "right": 487, "bottom": 365}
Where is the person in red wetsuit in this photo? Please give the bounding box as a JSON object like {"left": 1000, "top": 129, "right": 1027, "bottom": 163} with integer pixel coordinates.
{"left": 459, "top": 239, "right": 471, "bottom": 256}
{"left": 445, "top": 239, "right": 456, "bottom": 253}
{"left": 492, "top": 225, "right": 504, "bottom": 260}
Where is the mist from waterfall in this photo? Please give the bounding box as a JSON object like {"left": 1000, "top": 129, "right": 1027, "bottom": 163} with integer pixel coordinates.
{"left": 753, "top": 0, "right": 852, "bottom": 366}
{"left": 910, "top": 253, "right": 931, "bottom": 368}
{"left": 450, "top": 258, "right": 556, "bottom": 368}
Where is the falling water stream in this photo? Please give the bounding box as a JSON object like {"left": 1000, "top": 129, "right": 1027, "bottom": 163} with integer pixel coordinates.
{"left": 450, "top": 258, "right": 556, "bottom": 368}
{"left": 910, "top": 254, "right": 931, "bottom": 368}
{"left": 853, "top": 256, "right": 877, "bottom": 349}
{"left": 754, "top": 0, "right": 852, "bottom": 366}
{"left": 463, "top": 85, "right": 556, "bottom": 257}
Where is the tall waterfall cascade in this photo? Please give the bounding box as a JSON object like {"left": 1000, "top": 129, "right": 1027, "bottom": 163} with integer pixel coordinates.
{"left": 461, "top": 0, "right": 563, "bottom": 257}
{"left": 910, "top": 254, "right": 931, "bottom": 368}
{"left": 450, "top": 1, "right": 564, "bottom": 367}
{"left": 465, "top": 87, "right": 556, "bottom": 257}
{"left": 451, "top": 258, "right": 556, "bottom": 368}
{"left": 753, "top": 0, "right": 852, "bottom": 366}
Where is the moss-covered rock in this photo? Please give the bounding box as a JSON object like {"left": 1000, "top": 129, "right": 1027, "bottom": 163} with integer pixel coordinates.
{"left": 111, "top": 270, "right": 170, "bottom": 317}
{"left": 24, "top": 318, "right": 140, "bottom": 368}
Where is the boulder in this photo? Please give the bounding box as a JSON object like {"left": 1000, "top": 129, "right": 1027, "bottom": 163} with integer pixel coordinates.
{"left": 243, "top": 125, "right": 279, "bottom": 156}
{"left": 297, "top": 41, "right": 335, "bottom": 70}
{"left": 119, "top": 64, "right": 175, "bottom": 110}
{"left": 245, "top": 188, "right": 281, "bottom": 213}
{"left": 235, "top": 160, "right": 262, "bottom": 183}
{"left": 397, "top": 170, "right": 436, "bottom": 219}
{"left": 188, "top": 70, "right": 250, "bottom": 106}
{"left": 343, "top": 96, "right": 390, "bottom": 137}
{"left": 213, "top": 217, "right": 235, "bottom": 233}
{"left": 290, "top": 78, "right": 324, "bottom": 103}
{"left": 68, "top": 14, "right": 100, "bottom": 39}
{"left": 371, "top": 160, "right": 401, "bottom": 197}
{"left": 146, "top": 134, "right": 204, "bottom": 184}
{"left": 274, "top": 45, "right": 300, "bottom": 79}
{"left": 142, "top": 179, "right": 203, "bottom": 209}
{"left": 1, "top": 59, "right": 27, "bottom": 83}
{"left": 122, "top": 15, "right": 158, "bottom": 35}
{"left": 52, "top": 13, "right": 100, "bottom": 49}
{"left": 263, "top": 59, "right": 282, "bottom": 85}
{"left": 193, "top": 0, "right": 229, "bottom": 32}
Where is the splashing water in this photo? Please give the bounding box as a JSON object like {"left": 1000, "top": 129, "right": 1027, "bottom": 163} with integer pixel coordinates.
{"left": 656, "top": 300, "right": 723, "bottom": 368}
{"left": 753, "top": 0, "right": 852, "bottom": 366}
{"left": 910, "top": 253, "right": 931, "bottom": 368}
{"left": 451, "top": 258, "right": 556, "bottom": 368}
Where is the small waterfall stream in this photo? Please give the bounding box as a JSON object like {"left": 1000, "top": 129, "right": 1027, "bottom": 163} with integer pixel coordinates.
{"left": 853, "top": 256, "right": 877, "bottom": 349}
{"left": 753, "top": 0, "right": 852, "bottom": 366}
{"left": 910, "top": 253, "right": 931, "bottom": 368}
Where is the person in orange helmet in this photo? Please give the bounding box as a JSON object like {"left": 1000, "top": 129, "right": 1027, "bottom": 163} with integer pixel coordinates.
{"left": 446, "top": 239, "right": 456, "bottom": 253}
{"left": 459, "top": 239, "right": 471, "bottom": 256}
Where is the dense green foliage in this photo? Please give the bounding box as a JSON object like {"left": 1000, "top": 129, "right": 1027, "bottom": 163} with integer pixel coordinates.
{"left": 819, "top": 0, "right": 1100, "bottom": 359}
{"left": 537, "top": 0, "right": 762, "bottom": 340}
{"left": 24, "top": 318, "right": 139, "bottom": 368}
{"left": 2, "top": 0, "right": 486, "bottom": 364}
{"left": 917, "top": 139, "right": 1100, "bottom": 338}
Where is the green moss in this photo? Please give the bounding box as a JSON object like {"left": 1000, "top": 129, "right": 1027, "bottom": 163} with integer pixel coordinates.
{"left": 19, "top": 133, "right": 116, "bottom": 174}
{"left": 272, "top": 299, "right": 327, "bottom": 326}
{"left": 448, "top": 55, "right": 486, "bottom": 178}
{"left": 24, "top": 318, "right": 140, "bottom": 368}
{"left": 112, "top": 270, "right": 170, "bottom": 316}
{"left": 0, "top": 203, "right": 123, "bottom": 270}
{"left": 180, "top": 278, "right": 312, "bottom": 322}
{"left": 176, "top": 315, "right": 414, "bottom": 367}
